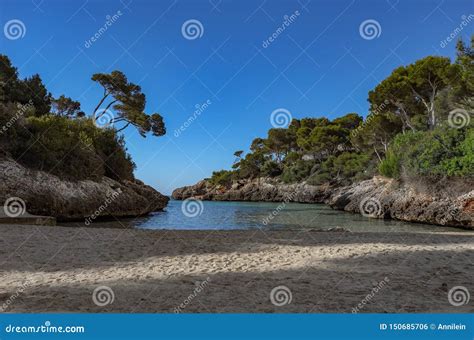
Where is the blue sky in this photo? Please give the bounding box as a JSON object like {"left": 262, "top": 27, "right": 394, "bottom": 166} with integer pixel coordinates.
{"left": 1, "top": 0, "right": 473, "bottom": 194}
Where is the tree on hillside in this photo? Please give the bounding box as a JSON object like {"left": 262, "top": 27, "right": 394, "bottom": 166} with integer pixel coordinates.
{"left": 0, "top": 55, "right": 51, "bottom": 115}
{"left": 91, "top": 71, "right": 166, "bottom": 137}
{"left": 452, "top": 37, "right": 474, "bottom": 110}
{"left": 351, "top": 112, "right": 402, "bottom": 161}
{"left": 264, "top": 128, "right": 293, "bottom": 163}
{"left": 52, "top": 95, "right": 84, "bottom": 118}
{"left": 369, "top": 56, "right": 454, "bottom": 131}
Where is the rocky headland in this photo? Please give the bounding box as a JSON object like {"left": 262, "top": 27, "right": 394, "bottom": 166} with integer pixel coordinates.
{"left": 172, "top": 177, "right": 474, "bottom": 229}
{"left": 0, "top": 158, "right": 169, "bottom": 221}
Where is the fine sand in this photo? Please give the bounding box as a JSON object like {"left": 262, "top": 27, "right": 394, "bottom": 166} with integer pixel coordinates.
{"left": 0, "top": 224, "right": 473, "bottom": 313}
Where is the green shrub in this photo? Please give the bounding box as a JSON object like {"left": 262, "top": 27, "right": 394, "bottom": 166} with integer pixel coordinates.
{"left": 209, "top": 170, "right": 234, "bottom": 187}
{"left": 281, "top": 160, "right": 312, "bottom": 183}
{"left": 261, "top": 160, "right": 282, "bottom": 177}
{"left": 378, "top": 151, "right": 400, "bottom": 178}
{"left": 6, "top": 115, "right": 135, "bottom": 181}
{"left": 379, "top": 126, "right": 474, "bottom": 178}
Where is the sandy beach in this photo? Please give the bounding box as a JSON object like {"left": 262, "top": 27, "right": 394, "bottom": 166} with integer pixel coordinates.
{"left": 0, "top": 224, "right": 473, "bottom": 313}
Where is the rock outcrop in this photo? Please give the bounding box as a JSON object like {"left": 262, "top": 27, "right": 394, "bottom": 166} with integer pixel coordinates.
{"left": 0, "top": 159, "right": 169, "bottom": 221}
{"left": 172, "top": 177, "right": 474, "bottom": 229}
{"left": 329, "top": 177, "right": 474, "bottom": 229}
{"left": 172, "top": 177, "right": 333, "bottom": 203}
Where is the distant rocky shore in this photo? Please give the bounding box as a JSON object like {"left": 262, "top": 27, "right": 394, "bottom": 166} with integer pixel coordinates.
{"left": 0, "top": 159, "right": 169, "bottom": 221}
{"left": 172, "top": 177, "right": 474, "bottom": 229}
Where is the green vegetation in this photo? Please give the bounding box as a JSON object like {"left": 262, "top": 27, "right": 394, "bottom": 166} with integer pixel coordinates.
{"left": 211, "top": 37, "right": 474, "bottom": 186}
{"left": 0, "top": 55, "right": 166, "bottom": 181}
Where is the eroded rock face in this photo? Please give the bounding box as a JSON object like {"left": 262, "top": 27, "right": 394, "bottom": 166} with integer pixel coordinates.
{"left": 329, "top": 177, "right": 474, "bottom": 229}
{"left": 172, "top": 177, "right": 474, "bottom": 229}
{"left": 0, "top": 159, "right": 169, "bottom": 221}
{"left": 172, "top": 178, "right": 333, "bottom": 203}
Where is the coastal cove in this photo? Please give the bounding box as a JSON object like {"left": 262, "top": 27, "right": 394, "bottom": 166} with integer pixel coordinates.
{"left": 62, "top": 200, "right": 470, "bottom": 233}
{"left": 1, "top": 0, "right": 473, "bottom": 323}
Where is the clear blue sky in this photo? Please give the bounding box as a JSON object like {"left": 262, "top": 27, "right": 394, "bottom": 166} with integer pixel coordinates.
{"left": 1, "top": 0, "right": 473, "bottom": 194}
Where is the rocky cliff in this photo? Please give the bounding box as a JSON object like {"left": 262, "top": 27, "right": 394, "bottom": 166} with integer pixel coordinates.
{"left": 172, "top": 177, "right": 474, "bottom": 229}
{"left": 0, "top": 159, "right": 169, "bottom": 221}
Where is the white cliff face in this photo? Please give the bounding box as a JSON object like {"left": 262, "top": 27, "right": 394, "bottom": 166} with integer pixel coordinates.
{"left": 0, "top": 159, "right": 168, "bottom": 221}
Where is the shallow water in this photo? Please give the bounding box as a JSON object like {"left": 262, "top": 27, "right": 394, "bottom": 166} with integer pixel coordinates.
{"left": 63, "top": 200, "right": 469, "bottom": 233}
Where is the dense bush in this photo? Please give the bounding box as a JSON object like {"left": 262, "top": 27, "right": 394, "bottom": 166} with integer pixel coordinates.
{"left": 4, "top": 115, "right": 135, "bottom": 181}
{"left": 379, "top": 126, "right": 474, "bottom": 179}
{"left": 209, "top": 170, "right": 234, "bottom": 187}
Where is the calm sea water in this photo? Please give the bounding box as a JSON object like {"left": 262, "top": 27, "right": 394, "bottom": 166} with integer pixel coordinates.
{"left": 64, "top": 199, "right": 468, "bottom": 233}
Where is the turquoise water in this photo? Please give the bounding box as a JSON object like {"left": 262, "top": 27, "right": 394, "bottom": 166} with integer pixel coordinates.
{"left": 64, "top": 200, "right": 469, "bottom": 233}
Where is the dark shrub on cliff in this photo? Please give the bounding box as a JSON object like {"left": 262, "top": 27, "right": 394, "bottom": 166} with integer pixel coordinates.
{"left": 5, "top": 115, "right": 135, "bottom": 181}
{"left": 209, "top": 170, "right": 234, "bottom": 187}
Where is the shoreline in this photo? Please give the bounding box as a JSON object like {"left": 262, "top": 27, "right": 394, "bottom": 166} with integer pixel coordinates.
{"left": 172, "top": 177, "right": 474, "bottom": 230}
{"left": 1, "top": 224, "right": 472, "bottom": 313}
